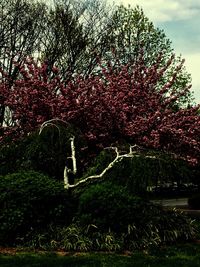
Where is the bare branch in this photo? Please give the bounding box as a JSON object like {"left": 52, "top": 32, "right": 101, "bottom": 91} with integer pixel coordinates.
{"left": 66, "top": 145, "right": 156, "bottom": 189}
{"left": 38, "top": 119, "right": 77, "bottom": 189}
{"left": 70, "top": 136, "right": 77, "bottom": 175}
{"left": 64, "top": 166, "right": 69, "bottom": 189}
{"left": 39, "top": 118, "right": 69, "bottom": 135}
{"left": 64, "top": 135, "right": 77, "bottom": 189}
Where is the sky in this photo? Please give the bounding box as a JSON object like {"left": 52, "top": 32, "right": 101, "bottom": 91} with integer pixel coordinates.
{"left": 109, "top": 0, "right": 200, "bottom": 104}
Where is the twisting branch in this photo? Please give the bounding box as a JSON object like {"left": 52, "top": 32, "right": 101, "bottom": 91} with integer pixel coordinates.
{"left": 39, "top": 118, "right": 69, "bottom": 135}
{"left": 39, "top": 120, "right": 157, "bottom": 190}
{"left": 66, "top": 143, "right": 157, "bottom": 189}
{"left": 39, "top": 118, "right": 76, "bottom": 189}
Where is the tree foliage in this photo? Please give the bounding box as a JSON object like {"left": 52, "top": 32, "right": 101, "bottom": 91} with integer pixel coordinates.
{"left": 1, "top": 53, "right": 199, "bottom": 165}
{"left": 0, "top": 0, "right": 199, "bottom": 171}
{"left": 0, "top": 0, "right": 47, "bottom": 126}
{"left": 40, "top": 0, "right": 113, "bottom": 79}
{"left": 0, "top": 1, "right": 195, "bottom": 126}
{"left": 105, "top": 5, "right": 193, "bottom": 106}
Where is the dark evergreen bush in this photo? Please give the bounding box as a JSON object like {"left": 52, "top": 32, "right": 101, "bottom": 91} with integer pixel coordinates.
{"left": 0, "top": 171, "right": 76, "bottom": 245}
{"left": 77, "top": 182, "right": 196, "bottom": 248}
{"left": 0, "top": 134, "right": 34, "bottom": 176}
{"left": 77, "top": 182, "right": 142, "bottom": 232}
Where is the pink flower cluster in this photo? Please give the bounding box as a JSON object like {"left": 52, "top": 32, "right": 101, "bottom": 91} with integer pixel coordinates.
{"left": 0, "top": 55, "right": 199, "bottom": 164}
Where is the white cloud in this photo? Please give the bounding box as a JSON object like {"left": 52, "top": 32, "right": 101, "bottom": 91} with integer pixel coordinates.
{"left": 184, "top": 53, "right": 200, "bottom": 103}
{"left": 111, "top": 0, "right": 200, "bottom": 22}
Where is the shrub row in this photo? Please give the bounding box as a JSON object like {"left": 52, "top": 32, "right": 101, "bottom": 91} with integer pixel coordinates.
{"left": 0, "top": 171, "right": 197, "bottom": 249}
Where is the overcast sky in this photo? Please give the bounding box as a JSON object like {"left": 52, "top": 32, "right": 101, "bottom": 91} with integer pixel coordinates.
{"left": 109, "top": 0, "right": 200, "bottom": 103}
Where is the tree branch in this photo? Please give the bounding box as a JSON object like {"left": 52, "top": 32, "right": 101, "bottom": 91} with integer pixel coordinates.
{"left": 39, "top": 119, "right": 76, "bottom": 189}
{"left": 66, "top": 144, "right": 156, "bottom": 189}
{"left": 64, "top": 136, "right": 77, "bottom": 189}
{"left": 39, "top": 118, "right": 69, "bottom": 135}
{"left": 38, "top": 121, "right": 158, "bottom": 190}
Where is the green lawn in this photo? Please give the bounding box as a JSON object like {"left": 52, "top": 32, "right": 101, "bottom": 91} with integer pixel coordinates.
{"left": 1, "top": 244, "right": 200, "bottom": 267}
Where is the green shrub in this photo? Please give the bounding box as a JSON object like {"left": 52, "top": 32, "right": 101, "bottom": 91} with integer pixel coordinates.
{"left": 0, "top": 135, "right": 32, "bottom": 176}
{"left": 0, "top": 171, "right": 197, "bottom": 250}
{"left": 21, "top": 223, "right": 122, "bottom": 252}
{"left": 0, "top": 171, "right": 76, "bottom": 245}
{"left": 77, "top": 183, "right": 197, "bottom": 249}
{"left": 77, "top": 182, "right": 142, "bottom": 232}
{"left": 54, "top": 224, "right": 123, "bottom": 252}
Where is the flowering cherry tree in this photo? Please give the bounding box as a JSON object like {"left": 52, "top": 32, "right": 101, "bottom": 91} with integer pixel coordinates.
{"left": 0, "top": 54, "right": 199, "bottom": 166}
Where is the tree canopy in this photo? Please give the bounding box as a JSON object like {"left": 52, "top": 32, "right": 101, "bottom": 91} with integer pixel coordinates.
{"left": 0, "top": 0, "right": 199, "bottom": 167}
{"left": 1, "top": 53, "right": 199, "bottom": 164}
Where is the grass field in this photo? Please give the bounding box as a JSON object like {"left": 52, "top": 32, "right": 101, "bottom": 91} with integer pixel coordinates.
{"left": 1, "top": 243, "right": 200, "bottom": 267}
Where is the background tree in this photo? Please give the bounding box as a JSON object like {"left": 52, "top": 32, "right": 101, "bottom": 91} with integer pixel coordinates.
{"left": 40, "top": 0, "right": 114, "bottom": 80}
{"left": 43, "top": 2, "right": 193, "bottom": 108}
{"left": 40, "top": 1, "right": 87, "bottom": 79}
{"left": 0, "top": 0, "right": 47, "bottom": 127}
{"left": 103, "top": 5, "right": 194, "bottom": 107}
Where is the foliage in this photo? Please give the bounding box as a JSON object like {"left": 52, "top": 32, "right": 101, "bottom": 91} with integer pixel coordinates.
{"left": 0, "top": 172, "right": 197, "bottom": 250}
{"left": 15, "top": 212, "right": 197, "bottom": 251}
{"left": 0, "top": 136, "right": 32, "bottom": 176}
{"left": 41, "top": 3, "right": 193, "bottom": 105}
{"left": 0, "top": 171, "right": 76, "bottom": 245}
{"left": 0, "top": 0, "right": 115, "bottom": 127}
{"left": 76, "top": 183, "right": 196, "bottom": 249}
{"left": 0, "top": 2, "right": 199, "bottom": 252}
{"left": 78, "top": 182, "right": 140, "bottom": 232}
{"left": 1, "top": 2, "right": 198, "bottom": 168}
{"left": 1, "top": 54, "right": 199, "bottom": 166}
{"left": 14, "top": 223, "right": 121, "bottom": 252}
{"left": 0, "top": 0, "right": 47, "bottom": 126}
{"left": 107, "top": 6, "right": 193, "bottom": 105}
{"left": 41, "top": 0, "right": 113, "bottom": 79}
